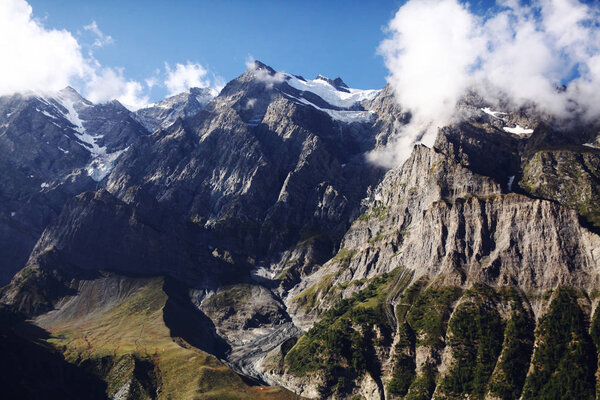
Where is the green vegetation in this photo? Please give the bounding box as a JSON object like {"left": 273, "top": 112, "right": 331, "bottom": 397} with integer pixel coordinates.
{"left": 387, "top": 281, "right": 462, "bottom": 397}
{"left": 487, "top": 288, "right": 535, "bottom": 400}
{"left": 389, "top": 284, "right": 536, "bottom": 400}
{"left": 202, "top": 284, "right": 252, "bottom": 310}
{"left": 438, "top": 284, "right": 504, "bottom": 399}
{"left": 356, "top": 205, "right": 388, "bottom": 222}
{"left": 405, "top": 285, "right": 463, "bottom": 347}
{"left": 285, "top": 269, "right": 406, "bottom": 397}
{"left": 3, "top": 261, "right": 74, "bottom": 316}
{"left": 332, "top": 248, "right": 357, "bottom": 268}
{"left": 42, "top": 278, "right": 300, "bottom": 400}
{"left": 368, "top": 233, "right": 390, "bottom": 243}
{"left": 520, "top": 150, "right": 600, "bottom": 227}
{"left": 429, "top": 160, "right": 443, "bottom": 174}
{"left": 591, "top": 306, "right": 600, "bottom": 398}
{"left": 405, "top": 365, "right": 437, "bottom": 400}
{"left": 521, "top": 288, "right": 596, "bottom": 400}
{"left": 293, "top": 273, "right": 336, "bottom": 311}
{"left": 387, "top": 322, "right": 416, "bottom": 397}
{"left": 292, "top": 248, "right": 360, "bottom": 312}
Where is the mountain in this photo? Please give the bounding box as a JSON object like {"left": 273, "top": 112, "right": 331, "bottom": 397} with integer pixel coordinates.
{"left": 1, "top": 61, "right": 600, "bottom": 399}
{"left": 0, "top": 87, "right": 148, "bottom": 285}
{"left": 133, "top": 87, "right": 218, "bottom": 132}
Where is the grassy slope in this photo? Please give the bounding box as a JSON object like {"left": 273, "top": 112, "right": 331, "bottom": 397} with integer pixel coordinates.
{"left": 284, "top": 268, "right": 411, "bottom": 397}
{"left": 38, "top": 277, "right": 299, "bottom": 400}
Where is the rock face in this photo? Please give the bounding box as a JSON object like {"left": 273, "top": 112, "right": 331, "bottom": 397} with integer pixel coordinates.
{"left": 0, "top": 88, "right": 148, "bottom": 285}
{"left": 278, "top": 104, "right": 600, "bottom": 399}
{"left": 2, "top": 62, "right": 600, "bottom": 399}
{"left": 106, "top": 61, "right": 386, "bottom": 271}
{"left": 520, "top": 147, "right": 600, "bottom": 227}
{"left": 133, "top": 87, "right": 217, "bottom": 132}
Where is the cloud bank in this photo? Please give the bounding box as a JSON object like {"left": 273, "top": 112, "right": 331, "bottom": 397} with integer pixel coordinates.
{"left": 164, "top": 62, "right": 211, "bottom": 96}
{"left": 85, "top": 67, "right": 148, "bottom": 110}
{"left": 0, "top": 0, "right": 90, "bottom": 95}
{"left": 371, "top": 0, "right": 600, "bottom": 167}
{"left": 245, "top": 56, "right": 286, "bottom": 89}
{"left": 0, "top": 0, "right": 222, "bottom": 110}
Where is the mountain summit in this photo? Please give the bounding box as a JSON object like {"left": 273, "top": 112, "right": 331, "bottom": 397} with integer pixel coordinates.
{"left": 134, "top": 86, "right": 218, "bottom": 131}
{"left": 1, "top": 62, "right": 600, "bottom": 399}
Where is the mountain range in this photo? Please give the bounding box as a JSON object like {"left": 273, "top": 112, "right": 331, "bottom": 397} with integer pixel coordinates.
{"left": 1, "top": 60, "right": 600, "bottom": 400}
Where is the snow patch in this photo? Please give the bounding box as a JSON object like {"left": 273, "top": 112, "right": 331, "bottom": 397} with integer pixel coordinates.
{"left": 503, "top": 125, "right": 534, "bottom": 135}
{"left": 583, "top": 143, "right": 598, "bottom": 148}
{"left": 10, "top": 211, "right": 16, "bottom": 217}
{"left": 54, "top": 93, "right": 87, "bottom": 135}
{"left": 481, "top": 107, "right": 506, "bottom": 120}
{"left": 285, "top": 75, "right": 378, "bottom": 109}
{"left": 36, "top": 108, "right": 57, "bottom": 119}
{"left": 323, "top": 109, "right": 375, "bottom": 123}
{"left": 508, "top": 175, "right": 515, "bottom": 192}
{"left": 40, "top": 182, "right": 49, "bottom": 188}
{"left": 46, "top": 90, "right": 126, "bottom": 182}
{"left": 86, "top": 148, "right": 127, "bottom": 182}
{"left": 283, "top": 92, "right": 374, "bottom": 124}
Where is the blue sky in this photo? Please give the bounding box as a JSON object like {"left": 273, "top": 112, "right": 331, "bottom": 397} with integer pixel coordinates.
{"left": 27, "top": 0, "right": 408, "bottom": 101}
{"left": 12, "top": 0, "right": 593, "bottom": 110}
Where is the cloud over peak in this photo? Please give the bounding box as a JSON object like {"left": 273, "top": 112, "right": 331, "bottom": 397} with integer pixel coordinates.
{"left": 372, "top": 0, "right": 600, "bottom": 167}
{"left": 0, "top": 0, "right": 89, "bottom": 95}
{"left": 0, "top": 0, "right": 224, "bottom": 109}
{"left": 164, "top": 62, "right": 212, "bottom": 96}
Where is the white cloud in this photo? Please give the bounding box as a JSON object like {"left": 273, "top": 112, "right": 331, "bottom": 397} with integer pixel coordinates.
{"left": 212, "top": 74, "right": 226, "bottom": 92}
{"left": 0, "top": 1, "right": 226, "bottom": 108}
{"left": 145, "top": 76, "right": 158, "bottom": 89}
{"left": 85, "top": 67, "right": 149, "bottom": 110}
{"left": 0, "top": 0, "right": 150, "bottom": 108}
{"left": 371, "top": 0, "right": 484, "bottom": 167}
{"left": 145, "top": 68, "right": 161, "bottom": 89}
{"left": 245, "top": 98, "right": 257, "bottom": 109}
{"left": 83, "top": 20, "right": 113, "bottom": 47}
{"left": 245, "top": 55, "right": 286, "bottom": 88}
{"left": 0, "top": 0, "right": 90, "bottom": 95}
{"left": 373, "top": 0, "right": 600, "bottom": 168}
{"left": 164, "top": 62, "right": 211, "bottom": 95}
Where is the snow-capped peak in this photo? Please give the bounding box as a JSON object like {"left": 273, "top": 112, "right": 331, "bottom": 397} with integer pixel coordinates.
{"left": 33, "top": 87, "right": 130, "bottom": 182}
{"left": 314, "top": 75, "right": 349, "bottom": 92}
{"left": 284, "top": 74, "right": 379, "bottom": 110}
{"left": 133, "top": 87, "right": 217, "bottom": 132}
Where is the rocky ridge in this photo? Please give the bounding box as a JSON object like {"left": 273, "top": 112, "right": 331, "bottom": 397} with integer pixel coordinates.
{"left": 2, "top": 61, "right": 600, "bottom": 399}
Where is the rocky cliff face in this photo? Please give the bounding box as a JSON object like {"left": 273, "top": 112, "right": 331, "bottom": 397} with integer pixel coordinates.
{"left": 0, "top": 88, "right": 148, "bottom": 285}
{"left": 106, "top": 61, "right": 386, "bottom": 277}
{"left": 133, "top": 87, "right": 217, "bottom": 132}
{"left": 2, "top": 62, "right": 600, "bottom": 400}
{"left": 275, "top": 103, "right": 600, "bottom": 399}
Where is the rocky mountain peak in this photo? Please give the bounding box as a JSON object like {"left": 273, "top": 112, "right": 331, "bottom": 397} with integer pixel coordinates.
{"left": 133, "top": 86, "right": 217, "bottom": 132}
{"left": 315, "top": 74, "right": 350, "bottom": 92}
{"left": 54, "top": 86, "right": 93, "bottom": 110}
{"left": 3, "top": 59, "right": 600, "bottom": 400}
{"left": 249, "top": 59, "right": 277, "bottom": 74}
